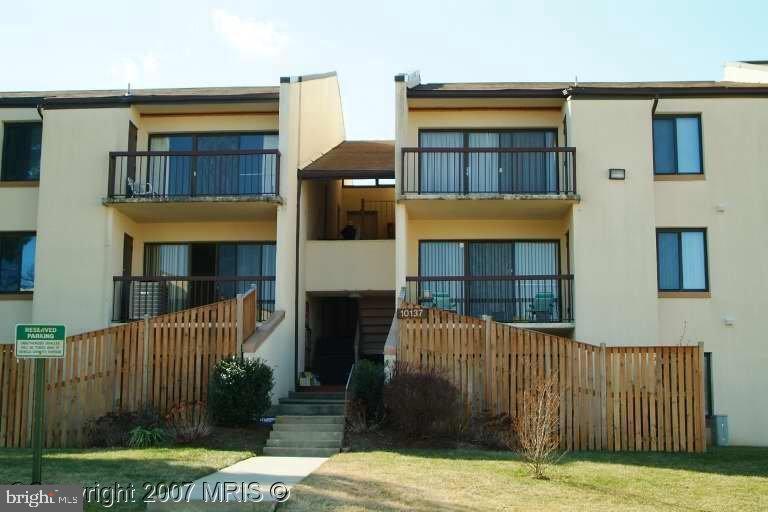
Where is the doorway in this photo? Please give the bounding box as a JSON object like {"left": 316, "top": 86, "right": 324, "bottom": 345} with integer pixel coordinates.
{"left": 312, "top": 297, "right": 358, "bottom": 385}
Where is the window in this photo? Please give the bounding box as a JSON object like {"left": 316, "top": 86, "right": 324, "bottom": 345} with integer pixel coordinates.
{"left": 342, "top": 178, "right": 394, "bottom": 187}
{"left": 419, "top": 129, "right": 558, "bottom": 193}
{"left": 653, "top": 115, "right": 702, "bottom": 175}
{"left": 1, "top": 122, "right": 42, "bottom": 181}
{"left": 0, "top": 233, "right": 36, "bottom": 293}
{"left": 656, "top": 229, "right": 708, "bottom": 291}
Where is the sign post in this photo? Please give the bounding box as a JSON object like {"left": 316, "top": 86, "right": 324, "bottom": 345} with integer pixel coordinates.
{"left": 15, "top": 324, "right": 66, "bottom": 485}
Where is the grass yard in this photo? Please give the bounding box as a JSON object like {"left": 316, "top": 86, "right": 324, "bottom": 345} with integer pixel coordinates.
{"left": 0, "top": 426, "right": 269, "bottom": 511}
{"left": 282, "top": 447, "right": 768, "bottom": 512}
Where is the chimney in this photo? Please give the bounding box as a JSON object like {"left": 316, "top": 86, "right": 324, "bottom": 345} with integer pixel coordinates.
{"left": 723, "top": 61, "right": 768, "bottom": 83}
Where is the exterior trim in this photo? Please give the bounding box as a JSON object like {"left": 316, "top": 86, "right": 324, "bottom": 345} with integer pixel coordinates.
{"left": 0, "top": 292, "right": 33, "bottom": 301}
{"left": 654, "top": 174, "right": 706, "bottom": 182}
{"left": 655, "top": 228, "right": 710, "bottom": 293}
{"left": 658, "top": 291, "right": 711, "bottom": 299}
{"left": 0, "top": 93, "right": 280, "bottom": 109}
{"left": 652, "top": 114, "right": 704, "bottom": 176}
{"left": 408, "top": 85, "right": 768, "bottom": 100}
{"left": 299, "top": 169, "right": 394, "bottom": 180}
{"left": 0, "top": 181, "right": 39, "bottom": 188}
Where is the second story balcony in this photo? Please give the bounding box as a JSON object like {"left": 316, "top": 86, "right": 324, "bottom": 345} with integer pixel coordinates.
{"left": 108, "top": 149, "right": 280, "bottom": 200}
{"left": 105, "top": 149, "right": 281, "bottom": 222}
{"left": 401, "top": 146, "right": 576, "bottom": 196}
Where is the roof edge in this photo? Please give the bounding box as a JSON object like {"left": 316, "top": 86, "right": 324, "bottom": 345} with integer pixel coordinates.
{"left": 280, "top": 71, "right": 337, "bottom": 84}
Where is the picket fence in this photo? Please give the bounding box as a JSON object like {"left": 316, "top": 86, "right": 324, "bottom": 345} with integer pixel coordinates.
{"left": 0, "top": 288, "right": 261, "bottom": 448}
{"left": 397, "top": 307, "right": 706, "bottom": 453}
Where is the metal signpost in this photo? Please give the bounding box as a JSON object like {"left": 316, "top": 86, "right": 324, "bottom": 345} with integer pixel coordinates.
{"left": 15, "top": 324, "right": 66, "bottom": 485}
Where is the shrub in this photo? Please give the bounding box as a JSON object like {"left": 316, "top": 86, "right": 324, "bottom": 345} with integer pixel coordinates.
{"left": 350, "top": 360, "right": 385, "bottom": 426}
{"left": 473, "top": 412, "right": 515, "bottom": 450}
{"left": 383, "top": 363, "right": 465, "bottom": 439}
{"left": 128, "top": 426, "right": 169, "bottom": 448}
{"left": 208, "top": 356, "right": 274, "bottom": 426}
{"left": 84, "top": 408, "right": 161, "bottom": 447}
{"left": 165, "top": 401, "right": 211, "bottom": 443}
{"left": 512, "top": 375, "right": 564, "bottom": 479}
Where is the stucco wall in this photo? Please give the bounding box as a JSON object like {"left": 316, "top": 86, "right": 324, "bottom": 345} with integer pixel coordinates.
{"left": 304, "top": 239, "right": 395, "bottom": 292}
{"left": 652, "top": 97, "right": 768, "bottom": 445}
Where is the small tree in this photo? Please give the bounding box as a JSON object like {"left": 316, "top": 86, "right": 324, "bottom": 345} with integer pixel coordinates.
{"left": 209, "top": 356, "right": 274, "bottom": 426}
{"left": 512, "top": 374, "right": 563, "bottom": 479}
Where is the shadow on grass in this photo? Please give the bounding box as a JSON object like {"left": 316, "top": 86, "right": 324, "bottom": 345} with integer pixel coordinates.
{"left": 348, "top": 445, "right": 768, "bottom": 478}
{"left": 284, "top": 473, "right": 476, "bottom": 512}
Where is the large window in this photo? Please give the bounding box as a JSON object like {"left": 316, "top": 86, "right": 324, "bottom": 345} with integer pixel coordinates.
{"left": 148, "top": 132, "right": 278, "bottom": 195}
{"left": 1, "top": 122, "right": 42, "bottom": 181}
{"left": 419, "top": 129, "right": 558, "bottom": 193}
{"left": 0, "top": 233, "right": 36, "bottom": 293}
{"left": 418, "top": 240, "right": 561, "bottom": 321}
{"left": 656, "top": 229, "right": 709, "bottom": 291}
{"left": 653, "top": 115, "right": 702, "bottom": 175}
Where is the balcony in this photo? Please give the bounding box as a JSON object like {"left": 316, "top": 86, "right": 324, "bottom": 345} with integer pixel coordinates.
{"left": 104, "top": 149, "right": 281, "bottom": 222}
{"left": 404, "top": 274, "right": 574, "bottom": 326}
{"left": 400, "top": 147, "right": 577, "bottom": 219}
{"left": 112, "top": 275, "right": 275, "bottom": 322}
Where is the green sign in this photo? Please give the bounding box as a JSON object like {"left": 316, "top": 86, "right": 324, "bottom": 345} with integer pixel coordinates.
{"left": 15, "top": 324, "right": 66, "bottom": 359}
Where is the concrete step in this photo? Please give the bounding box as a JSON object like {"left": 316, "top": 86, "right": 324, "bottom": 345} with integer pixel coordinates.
{"left": 275, "top": 415, "right": 344, "bottom": 424}
{"left": 289, "top": 391, "right": 345, "bottom": 400}
{"left": 269, "top": 430, "right": 343, "bottom": 442}
{"left": 278, "top": 397, "right": 345, "bottom": 405}
{"left": 266, "top": 438, "right": 341, "bottom": 448}
{"left": 272, "top": 422, "right": 344, "bottom": 433}
{"left": 263, "top": 446, "right": 340, "bottom": 457}
{"left": 277, "top": 403, "right": 345, "bottom": 415}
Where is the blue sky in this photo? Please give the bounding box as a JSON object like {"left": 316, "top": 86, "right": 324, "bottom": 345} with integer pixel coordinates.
{"left": 0, "top": 0, "right": 765, "bottom": 139}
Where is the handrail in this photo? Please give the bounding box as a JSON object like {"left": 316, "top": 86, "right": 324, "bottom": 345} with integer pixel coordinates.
{"left": 401, "top": 146, "right": 576, "bottom": 153}
{"left": 109, "top": 149, "right": 280, "bottom": 157}
{"left": 344, "top": 362, "right": 357, "bottom": 418}
{"left": 114, "top": 275, "right": 274, "bottom": 282}
{"left": 406, "top": 274, "right": 574, "bottom": 282}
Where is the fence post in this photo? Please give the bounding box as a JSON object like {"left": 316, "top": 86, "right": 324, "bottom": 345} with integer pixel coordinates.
{"left": 236, "top": 293, "right": 245, "bottom": 356}
{"left": 599, "top": 343, "right": 607, "bottom": 450}
{"left": 482, "top": 315, "right": 492, "bottom": 412}
{"left": 698, "top": 341, "right": 706, "bottom": 452}
{"left": 142, "top": 315, "right": 151, "bottom": 406}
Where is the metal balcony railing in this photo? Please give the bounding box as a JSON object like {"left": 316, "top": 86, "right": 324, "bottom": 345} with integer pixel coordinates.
{"left": 112, "top": 275, "right": 276, "bottom": 322}
{"left": 404, "top": 274, "right": 574, "bottom": 323}
{"left": 108, "top": 149, "right": 280, "bottom": 199}
{"left": 401, "top": 147, "right": 576, "bottom": 195}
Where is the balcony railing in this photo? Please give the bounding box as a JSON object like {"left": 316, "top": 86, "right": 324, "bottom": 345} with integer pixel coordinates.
{"left": 112, "top": 275, "right": 276, "bottom": 322}
{"left": 405, "top": 275, "right": 574, "bottom": 324}
{"left": 108, "top": 150, "right": 280, "bottom": 199}
{"left": 401, "top": 147, "right": 576, "bottom": 195}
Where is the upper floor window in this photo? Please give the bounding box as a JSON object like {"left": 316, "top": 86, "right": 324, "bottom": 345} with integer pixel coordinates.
{"left": 1, "top": 122, "right": 42, "bottom": 181}
{"left": 0, "top": 232, "right": 36, "bottom": 293}
{"left": 656, "top": 228, "right": 708, "bottom": 291}
{"left": 653, "top": 115, "right": 702, "bottom": 175}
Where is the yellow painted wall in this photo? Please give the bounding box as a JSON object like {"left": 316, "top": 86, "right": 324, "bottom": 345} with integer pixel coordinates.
{"left": 305, "top": 239, "right": 395, "bottom": 292}
{"left": 0, "top": 300, "right": 33, "bottom": 343}
{"left": 652, "top": 97, "right": 768, "bottom": 445}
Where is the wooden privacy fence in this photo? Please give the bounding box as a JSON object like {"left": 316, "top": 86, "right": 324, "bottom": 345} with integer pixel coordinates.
{"left": 0, "top": 288, "right": 261, "bottom": 448}
{"left": 397, "top": 307, "right": 706, "bottom": 453}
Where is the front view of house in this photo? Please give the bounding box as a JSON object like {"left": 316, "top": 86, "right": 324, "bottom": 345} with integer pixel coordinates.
{"left": 1, "top": 61, "right": 767, "bottom": 447}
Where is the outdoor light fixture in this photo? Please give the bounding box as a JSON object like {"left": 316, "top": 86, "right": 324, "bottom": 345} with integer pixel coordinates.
{"left": 609, "top": 168, "right": 626, "bottom": 180}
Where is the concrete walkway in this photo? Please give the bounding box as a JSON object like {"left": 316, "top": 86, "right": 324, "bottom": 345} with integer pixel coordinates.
{"left": 148, "top": 456, "right": 328, "bottom": 511}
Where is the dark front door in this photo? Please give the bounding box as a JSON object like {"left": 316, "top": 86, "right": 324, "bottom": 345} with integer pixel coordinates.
{"left": 190, "top": 243, "right": 217, "bottom": 306}
{"left": 314, "top": 298, "right": 358, "bottom": 385}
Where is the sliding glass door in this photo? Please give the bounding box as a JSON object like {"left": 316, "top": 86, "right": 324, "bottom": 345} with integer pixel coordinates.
{"left": 419, "top": 129, "right": 557, "bottom": 194}
{"left": 419, "top": 240, "right": 560, "bottom": 322}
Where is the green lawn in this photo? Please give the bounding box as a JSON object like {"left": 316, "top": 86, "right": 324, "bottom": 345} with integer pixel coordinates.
{"left": 282, "top": 447, "right": 768, "bottom": 512}
{"left": 0, "top": 426, "right": 268, "bottom": 511}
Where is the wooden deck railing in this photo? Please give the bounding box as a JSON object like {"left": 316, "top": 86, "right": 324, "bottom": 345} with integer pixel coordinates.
{"left": 396, "top": 306, "right": 706, "bottom": 453}
{"left": 0, "top": 289, "right": 265, "bottom": 448}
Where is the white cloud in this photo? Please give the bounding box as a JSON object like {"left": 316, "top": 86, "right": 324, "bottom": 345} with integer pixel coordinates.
{"left": 111, "top": 53, "right": 160, "bottom": 86}
{"left": 210, "top": 8, "right": 288, "bottom": 58}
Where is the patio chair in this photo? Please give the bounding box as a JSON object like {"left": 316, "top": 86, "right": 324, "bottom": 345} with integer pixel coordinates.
{"left": 528, "top": 292, "right": 555, "bottom": 322}
{"left": 127, "top": 176, "right": 155, "bottom": 197}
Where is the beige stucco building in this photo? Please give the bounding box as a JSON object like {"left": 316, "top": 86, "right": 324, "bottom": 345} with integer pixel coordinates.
{"left": 1, "top": 62, "right": 767, "bottom": 445}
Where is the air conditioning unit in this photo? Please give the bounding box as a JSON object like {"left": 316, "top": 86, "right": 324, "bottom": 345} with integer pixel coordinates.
{"left": 129, "top": 281, "right": 168, "bottom": 319}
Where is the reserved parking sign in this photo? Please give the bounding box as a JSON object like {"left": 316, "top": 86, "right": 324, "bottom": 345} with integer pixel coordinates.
{"left": 15, "top": 324, "right": 66, "bottom": 359}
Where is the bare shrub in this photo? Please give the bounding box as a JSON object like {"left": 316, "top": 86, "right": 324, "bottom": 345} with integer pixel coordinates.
{"left": 512, "top": 375, "right": 564, "bottom": 479}
{"left": 474, "top": 412, "right": 515, "bottom": 449}
{"left": 165, "top": 401, "right": 211, "bottom": 443}
{"left": 383, "top": 362, "right": 465, "bottom": 439}
{"left": 346, "top": 399, "right": 370, "bottom": 433}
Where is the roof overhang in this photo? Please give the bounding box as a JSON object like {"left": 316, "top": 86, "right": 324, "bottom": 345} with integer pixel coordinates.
{"left": 299, "top": 169, "right": 394, "bottom": 180}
